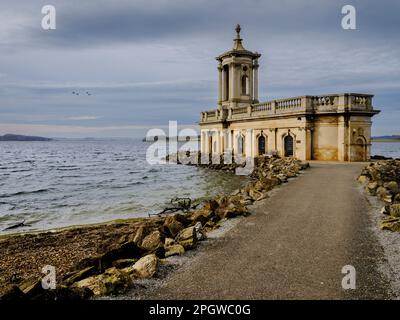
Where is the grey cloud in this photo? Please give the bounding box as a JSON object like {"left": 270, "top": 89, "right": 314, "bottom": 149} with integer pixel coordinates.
{"left": 0, "top": 0, "right": 399, "bottom": 137}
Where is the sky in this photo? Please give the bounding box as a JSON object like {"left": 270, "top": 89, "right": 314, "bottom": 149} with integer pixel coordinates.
{"left": 0, "top": 0, "right": 399, "bottom": 138}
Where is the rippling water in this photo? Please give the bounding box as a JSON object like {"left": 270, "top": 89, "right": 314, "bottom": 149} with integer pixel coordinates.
{"left": 372, "top": 142, "right": 400, "bottom": 159}
{"left": 0, "top": 139, "right": 247, "bottom": 234}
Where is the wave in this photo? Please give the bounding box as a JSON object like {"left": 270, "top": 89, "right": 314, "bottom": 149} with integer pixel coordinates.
{"left": 58, "top": 175, "right": 83, "bottom": 179}
{"left": 56, "top": 167, "right": 80, "bottom": 171}
{"left": 109, "top": 181, "right": 145, "bottom": 189}
{"left": 10, "top": 169, "right": 32, "bottom": 173}
{"left": 114, "top": 157, "right": 136, "bottom": 162}
{"left": 0, "top": 188, "right": 51, "bottom": 198}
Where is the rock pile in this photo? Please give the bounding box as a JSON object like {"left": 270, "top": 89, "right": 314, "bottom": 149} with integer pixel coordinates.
{"left": 1, "top": 155, "right": 309, "bottom": 300}
{"left": 358, "top": 160, "right": 400, "bottom": 232}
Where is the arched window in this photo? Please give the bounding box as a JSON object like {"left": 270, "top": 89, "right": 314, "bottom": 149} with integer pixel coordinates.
{"left": 258, "top": 135, "right": 266, "bottom": 155}
{"left": 223, "top": 65, "right": 230, "bottom": 100}
{"left": 237, "top": 134, "right": 245, "bottom": 156}
{"left": 241, "top": 75, "right": 249, "bottom": 95}
{"left": 284, "top": 135, "right": 294, "bottom": 157}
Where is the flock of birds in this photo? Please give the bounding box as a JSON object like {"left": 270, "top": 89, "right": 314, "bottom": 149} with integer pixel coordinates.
{"left": 72, "top": 91, "right": 92, "bottom": 96}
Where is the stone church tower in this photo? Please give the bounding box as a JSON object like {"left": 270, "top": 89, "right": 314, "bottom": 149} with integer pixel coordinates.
{"left": 216, "top": 24, "right": 261, "bottom": 111}
{"left": 200, "top": 25, "right": 380, "bottom": 162}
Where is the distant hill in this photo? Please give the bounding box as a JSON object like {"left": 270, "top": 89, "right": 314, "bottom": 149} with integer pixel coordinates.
{"left": 372, "top": 135, "right": 400, "bottom": 141}
{"left": 0, "top": 134, "right": 52, "bottom": 141}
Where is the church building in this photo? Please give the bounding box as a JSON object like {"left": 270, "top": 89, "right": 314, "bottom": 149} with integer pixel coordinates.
{"left": 199, "top": 25, "right": 380, "bottom": 161}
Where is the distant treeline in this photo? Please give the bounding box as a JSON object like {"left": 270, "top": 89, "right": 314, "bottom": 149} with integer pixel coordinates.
{"left": 372, "top": 135, "right": 400, "bottom": 141}
{"left": 0, "top": 134, "right": 52, "bottom": 141}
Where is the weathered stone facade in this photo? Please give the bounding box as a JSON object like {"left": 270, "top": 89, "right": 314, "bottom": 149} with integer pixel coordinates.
{"left": 199, "top": 25, "right": 380, "bottom": 161}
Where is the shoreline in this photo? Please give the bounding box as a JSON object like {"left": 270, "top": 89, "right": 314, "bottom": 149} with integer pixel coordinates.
{"left": 0, "top": 158, "right": 249, "bottom": 236}
{"left": 0, "top": 156, "right": 308, "bottom": 299}
{"left": 2, "top": 158, "right": 400, "bottom": 299}
{"left": 357, "top": 160, "right": 400, "bottom": 297}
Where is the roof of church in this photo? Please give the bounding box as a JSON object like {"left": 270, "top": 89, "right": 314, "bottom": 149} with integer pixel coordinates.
{"left": 216, "top": 24, "right": 261, "bottom": 61}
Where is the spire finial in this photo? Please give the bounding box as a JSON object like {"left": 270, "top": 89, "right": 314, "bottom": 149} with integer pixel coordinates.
{"left": 235, "top": 24, "right": 241, "bottom": 38}
{"left": 233, "top": 24, "right": 245, "bottom": 50}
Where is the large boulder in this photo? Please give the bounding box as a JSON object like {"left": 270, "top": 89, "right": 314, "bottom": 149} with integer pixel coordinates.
{"left": 366, "top": 181, "right": 379, "bottom": 195}
{"left": 381, "top": 217, "right": 400, "bottom": 233}
{"left": 165, "top": 244, "right": 185, "bottom": 257}
{"left": 73, "top": 275, "right": 102, "bottom": 296}
{"left": 62, "top": 266, "right": 96, "bottom": 286}
{"left": 194, "top": 222, "right": 206, "bottom": 241}
{"left": 175, "top": 226, "right": 197, "bottom": 250}
{"left": 140, "top": 230, "right": 163, "bottom": 252}
{"left": 163, "top": 216, "right": 184, "bottom": 238}
{"left": 357, "top": 175, "right": 369, "bottom": 184}
{"left": 385, "top": 181, "right": 399, "bottom": 194}
{"left": 164, "top": 237, "right": 175, "bottom": 247}
{"left": 376, "top": 186, "right": 392, "bottom": 203}
{"left": 190, "top": 200, "right": 218, "bottom": 225}
{"left": 248, "top": 188, "right": 268, "bottom": 202}
{"left": 122, "top": 254, "right": 158, "bottom": 279}
{"left": 99, "top": 267, "right": 131, "bottom": 295}
{"left": 130, "top": 225, "right": 150, "bottom": 246}
{"left": 73, "top": 240, "right": 146, "bottom": 273}
{"left": 73, "top": 267, "right": 131, "bottom": 296}
{"left": 99, "top": 241, "right": 146, "bottom": 272}
{"left": 217, "top": 201, "right": 249, "bottom": 219}
{"left": 389, "top": 204, "right": 400, "bottom": 217}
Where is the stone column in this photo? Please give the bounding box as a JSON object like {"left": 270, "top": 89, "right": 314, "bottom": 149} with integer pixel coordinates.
{"left": 232, "top": 131, "right": 238, "bottom": 155}
{"left": 215, "top": 130, "right": 220, "bottom": 155}
{"left": 249, "top": 66, "right": 253, "bottom": 102}
{"left": 200, "top": 130, "right": 206, "bottom": 154}
{"left": 218, "top": 64, "right": 223, "bottom": 107}
{"left": 252, "top": 130, "right": 258, "bottom": 156}
{"left": 253, "top": 59, "right": 259, "bottom": 103}
{"left": 204, "top": 130, "right": 210, "bottom": 154}
{"left": 231, "top": 63, "right": 236, "bottom": 103}
{"left": 245, "top": 129, "right": 253, "bottom": 158}
{"left": 337, "top": 116, "right": 346, "bottom": 161}
{"left": 228, "top": 130, "right": 233, "bottom": 152}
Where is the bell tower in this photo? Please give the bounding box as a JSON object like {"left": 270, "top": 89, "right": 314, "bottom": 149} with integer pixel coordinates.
{"left": 216, "top": 25, "right": 261, "bottom": 110}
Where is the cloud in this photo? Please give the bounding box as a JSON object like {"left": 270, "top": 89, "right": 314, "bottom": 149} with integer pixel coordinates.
{"left": 66, "top": 116, "right": 101, "bottom": 121}
{"left": 0, "top": 0, "right": 399, "bottom": 136}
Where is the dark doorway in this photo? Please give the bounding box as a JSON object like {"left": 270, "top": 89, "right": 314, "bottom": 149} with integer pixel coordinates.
{"left": 258, "top": 135, "right": 266, "bottom": 155}
{"left": 353, "top": 137, "right": 367, "bottom": 161}
{"left": 284, "top": 135, "right": 294, "bottom": 157}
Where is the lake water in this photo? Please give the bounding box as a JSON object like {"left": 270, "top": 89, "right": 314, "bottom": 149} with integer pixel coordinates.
{"left": 0, "top": 139, "right": 247, "bottom": 234}
{"left": 1, "top": 140, "right": 398, "bottom": 234}
{"left": 371, "top": 142, "right": 400, "bottom": 159}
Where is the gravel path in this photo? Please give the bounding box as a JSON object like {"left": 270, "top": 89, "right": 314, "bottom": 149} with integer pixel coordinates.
{"left": 128, "top": 162, "right": 395, "bottom": 299}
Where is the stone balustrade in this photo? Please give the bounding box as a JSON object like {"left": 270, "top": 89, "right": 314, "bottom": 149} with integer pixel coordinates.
{"left": 251, "top": 102, "right": 273, "bottom": 113}
{"left": 200, "top": 93, "right": 374, "bottom": 123}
